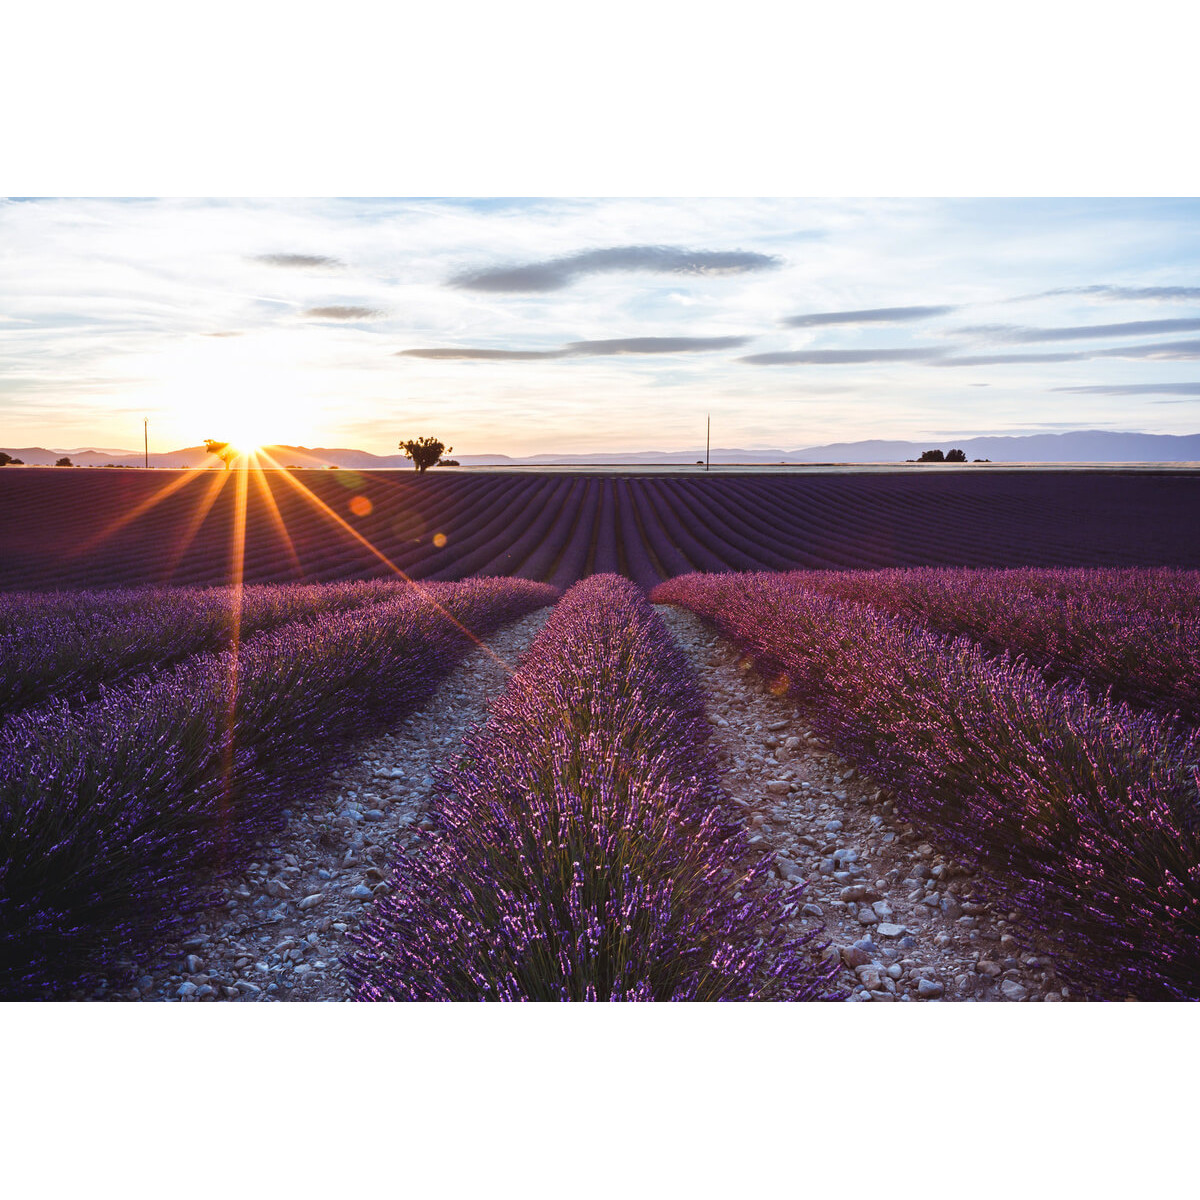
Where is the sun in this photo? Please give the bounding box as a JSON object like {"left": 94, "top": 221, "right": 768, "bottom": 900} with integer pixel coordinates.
{"left": 199, "top": 392, "right": 300, "bottom": 459}
{"left": 137, "top": 336, "right": 323, "bottom": 454}
{"left": 220, "top": 422, "right": 275, "bottom": 459}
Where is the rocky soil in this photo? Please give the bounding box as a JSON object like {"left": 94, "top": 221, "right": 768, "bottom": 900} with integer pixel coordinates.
{"left": 655, "top": 605, "right": 1075, "bottom": 1003}
{"left": 103, "top": 601, "right": 1073, "bottom": 1003}
{"left": 103, "top": 608, "right": 553, "bottom": 1003}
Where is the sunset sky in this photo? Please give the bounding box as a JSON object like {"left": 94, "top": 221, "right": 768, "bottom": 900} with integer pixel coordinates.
{"left": 3, "top": 196, "right": 1200, "bottom": 456}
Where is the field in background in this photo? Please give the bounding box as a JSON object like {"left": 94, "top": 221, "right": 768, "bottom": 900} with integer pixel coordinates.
{"left": 3, "top": 466, "right": 1199, "bottom": 591}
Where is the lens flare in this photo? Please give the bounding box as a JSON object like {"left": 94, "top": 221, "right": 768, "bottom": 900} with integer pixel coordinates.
{"left": 66, "top": 447, "right": 523, "bottom": 687}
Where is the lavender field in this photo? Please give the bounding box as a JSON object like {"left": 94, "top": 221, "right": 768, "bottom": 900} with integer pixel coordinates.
{"left": 2, "top": 471, "right": 1199, "bottom": 1001}
{"left": 4, "top": 467, "right": 1200, "bottom": 592}
{"left": 0, "top": 579, "right": 556, "bottom": 997}
{"left": 653, "top": 570, "right": 1200, "bottom": 1001}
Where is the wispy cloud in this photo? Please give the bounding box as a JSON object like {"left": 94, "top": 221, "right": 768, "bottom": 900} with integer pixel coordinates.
{"left": 956, "top": 318, "right": 1200, "bottom": 342}
{"left": 399, "top": 335, "right": 752, "bottom": 360}
{"left": 302, "top": 306, "right": 386, "bottom": 320}
{"left": 251, "top": 253, "right": 344, "bottom": 269}
{"left": 1051, "top": 382, "right": 1200, "bottom": 396}
{"left": 450, "top": 245, "right": 781, "bottom": 293}
{"left": 740, "top": 347, "right": 942, "bottom": 365}
{"left": 1023, "top": 285, "right": 1200, "bottom": 302}
{"left": 932, "top": 351, "right": 1087, "bottom": 366}
{"left": 934, "top": 340, "right": 1200, "bottom": 365}
{"left": 1095, "top": 338, "right": 1200, "bottom": 360}
{"left": 745, "top": 337, "right": 1200, "bottom": 368}
{"left": 200, "top": 331, "right": 243, "bottom": 338}
{"left": 782, "top": 305, "right": 955, "bottom": 327}
{"left": 397, "top": 347, "right": 566, "bottom": 361}
{"left": 568, "top": 336, "right": 750, "bottom": 355}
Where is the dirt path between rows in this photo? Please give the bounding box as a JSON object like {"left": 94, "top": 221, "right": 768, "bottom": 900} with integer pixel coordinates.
{"left": 108, "top": 601, "right": 1069, "bottom": 1003}
{"left": 105, "top": 608, "right": 553, "bottom": 1003}
{"left": 655, "top": 605, "right": 1072, "bottom": 1002}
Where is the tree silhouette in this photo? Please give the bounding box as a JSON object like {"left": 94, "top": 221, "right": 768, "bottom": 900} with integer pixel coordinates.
{"left": 0, "top": 453, "right": 11, "bottom": 467}
{"left": 204, "top": 439, "right": 237, "bottom": 469}
{"left": 55, "top": 456, "right": 72, "bottom": 467}
{"left": 945, "top": 448, "right": 967, "bottom": 462}
{"left": 399, "top": 436, "right": 452, "bottom": 473}
{"left": 917, "top": 449, "right": 945, "bottom": 462}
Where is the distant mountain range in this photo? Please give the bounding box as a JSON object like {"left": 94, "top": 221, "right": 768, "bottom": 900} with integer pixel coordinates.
{"left": 4, "top": 430, "right": 1200, "bottom": 468}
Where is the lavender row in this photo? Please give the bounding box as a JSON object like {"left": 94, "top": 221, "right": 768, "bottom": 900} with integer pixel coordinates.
{"left": 652, "top": 572, "right": 1200, "bottom": 1001}
{"left": 0, "top": 578, "right": 558, "bottom": 999}
{"left": 0, "top": 580, "right": 412, "bottom": 717}
{"left": 346, "top": 575, "right": 839, "bottom": 1001}
{"left": 796, "top": 567, "right": 1200, "bottom": 724}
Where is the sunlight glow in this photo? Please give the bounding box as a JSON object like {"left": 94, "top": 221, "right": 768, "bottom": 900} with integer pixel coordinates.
{"left": 66, "top": 447, "right": 525, "bottom": 694}
{"left": 137, "top": 336, "right": 324, "bottom": 452}
{"left": 218, "top": 464, "right": 250, "bottom": 861}
{"left": 257, "top": 448, "right": 519, "bottom": 674}
{"left": 71, "top": 464, "right": 212, "bottom": 559}
{"left": 249, "top": 454, "right": 305, "bottom": 578}
{"left": 160, "top": 468, "right": 231, "bottom": 580}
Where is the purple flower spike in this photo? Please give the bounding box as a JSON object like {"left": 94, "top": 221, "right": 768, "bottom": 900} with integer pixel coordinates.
{"left": 346, "top": 575, "right": 840, "bottom": 1002}
{"left": 653, "top": 570, "right": 1200, "bottom": 1001}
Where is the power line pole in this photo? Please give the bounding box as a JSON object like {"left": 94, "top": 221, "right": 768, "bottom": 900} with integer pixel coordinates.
{"left": 144, "top": 418, "right": 149, "bottom": 468}
{"left": 706, "top": 414, "right": 710, "bottom": 471}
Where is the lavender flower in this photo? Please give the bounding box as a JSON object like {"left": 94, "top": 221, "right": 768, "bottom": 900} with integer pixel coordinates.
{"left": 346, "top": 575, "right": 840, "bottom": 1002}
{"left": 789, "top": 566, "right": 1200, "bottom": 725}
{"left": 0, "top": 578, "right": 557, "bottom": 999}
{"left": 0, "top": 580, "right": 412, "bottom": 717}
{"left": 653, "top": 571, "right": 1200, "bottom": 1000}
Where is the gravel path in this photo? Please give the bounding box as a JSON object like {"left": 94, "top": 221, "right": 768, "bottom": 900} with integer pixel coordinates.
{"left": 106, "top": 599, "right": 1071, "bottom": 1003}
{"left": 655, "top": 605, "right": 1074, "bottom": 1002}
{"left": 107, "top": 608, "right": 553, "bottom": 1002}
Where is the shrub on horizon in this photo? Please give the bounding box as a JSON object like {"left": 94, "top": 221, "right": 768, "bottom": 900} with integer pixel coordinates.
{"left": 399, "top": 436, "right": 451, "bottom": 473}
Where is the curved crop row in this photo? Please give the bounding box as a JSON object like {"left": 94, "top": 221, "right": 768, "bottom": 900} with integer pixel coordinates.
{"left": 345, "top": 575, "right": 839, "bottom": 1002}
{"left": 793, "top": 567, "right": 1200, "bottom": 726}
{"left": 0, "top": 580, "right": 410, "bottom": 717}
{"left": 652, "top": 572, "right": 1200, "bottom": 1001}
{"left": 0, "top": 578, "right": 558, "bottom": 999}
{"left": 2, "top": 469, "right": 1199, "bottom": 592}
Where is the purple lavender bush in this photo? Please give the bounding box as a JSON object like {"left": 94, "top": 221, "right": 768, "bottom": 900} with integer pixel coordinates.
{"left": 653, "top": 572, "right": 1200, "bottom": 1001}
{"left": 794, "top": 567, "right": 1200, "bottom": 725}
{"left": 0, "top": 579, "right": 410, "bottom": 717}
{"left": 0, "top": 578, "right": 557, "bottom": 999}
{"left": 345, "top": 575, "right": 839, "bottom": 1001}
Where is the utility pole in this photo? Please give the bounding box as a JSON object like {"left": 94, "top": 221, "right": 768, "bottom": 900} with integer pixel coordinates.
{"left": 144, "top": 418, "right": 149, "bottom": 469}
{"left": 706, "top": 414, "right": 710, "bottom": 471}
